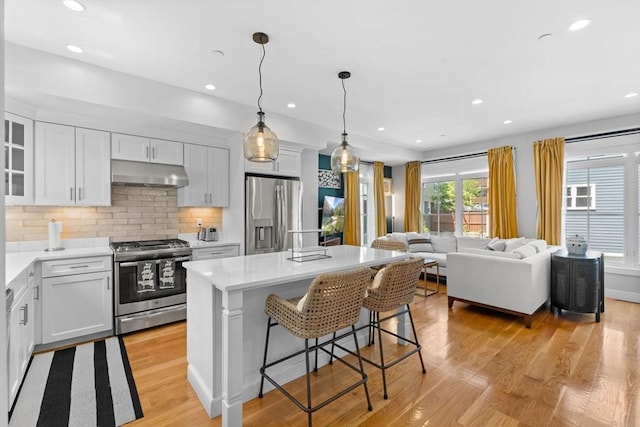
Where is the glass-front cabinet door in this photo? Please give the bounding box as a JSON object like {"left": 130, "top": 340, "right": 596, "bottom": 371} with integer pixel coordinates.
{"left": 4, "top": 112, "right": 33, "bottom": 204}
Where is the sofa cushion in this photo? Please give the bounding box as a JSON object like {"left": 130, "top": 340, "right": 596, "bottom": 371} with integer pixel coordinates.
{"left": 406, "top": 232, "right": 434, "bottom": 253}
{"left": 386, "top": 232, "right": 409, "bottom": 244}
{"left": 512, "top": 245, "right": 537, "bottom": 259}
{"left": 457, "top": 236, "right": 492, "bottom": 251}
{"left": 431, "top": 235, "right": 458, "bottom": 253}
{"left": 460, "top": 247, "right": 522, "bottom": 259}
{"left": 504, "top": 237, "right": 526, "bottom": 252}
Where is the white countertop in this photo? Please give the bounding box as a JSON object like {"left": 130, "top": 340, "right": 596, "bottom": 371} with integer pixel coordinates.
{"left": 178, "top": 233, "right": 240, "bottom": 249}
{"left": 6, "top": 238, "right": 112, "bottom": 287}
{"left": 184, "top": 245, "right": 409, "bottom": 292}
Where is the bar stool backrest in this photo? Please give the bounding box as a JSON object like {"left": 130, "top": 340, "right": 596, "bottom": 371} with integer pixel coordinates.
{"left": 371, "top": 239, "right": 407, "bottom": 252}
{"left": 293, "top": 267, "right": 372, "bottom": 339}
{"left": 365, "top": 257, "right": 424, "bottom": 312}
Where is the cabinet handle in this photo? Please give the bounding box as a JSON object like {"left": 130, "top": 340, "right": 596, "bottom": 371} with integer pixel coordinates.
{"left": 69, "top": 265, "right": 90, "bottom": 269}
{"left": 204, "top": 192, "right": 208, "bottom": 204}
{"left": 70, "top": 187, "right": 74, "bottom": 201}
{"left": 152, "top": 146, "right": 156, "bottom": 158}
{"left": 208, "top": 193, "right": 212, "bottom": 204}
{"left": 34, "top": 284, "right": 40, "bottom": 300}
{"left": 146, "top": 146, "right": 150, "bottom": 159}
{"left": 20, "top": 304, "right": 28, "bottom": 325}
{"left": 78, "top": 187, "right": 82, "bottom": 201}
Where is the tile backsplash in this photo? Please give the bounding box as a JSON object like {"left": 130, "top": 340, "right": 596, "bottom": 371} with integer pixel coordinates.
{"left": 5, "top": 185, "right": 222, "bottom": 242}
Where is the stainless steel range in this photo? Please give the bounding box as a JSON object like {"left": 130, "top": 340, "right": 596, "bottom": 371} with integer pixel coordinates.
{"left": 111, "top": 239, "right": 192, "bottom": 334}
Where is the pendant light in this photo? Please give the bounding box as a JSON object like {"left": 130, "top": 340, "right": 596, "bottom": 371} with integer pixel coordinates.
{"left": 331, "top": 71, "right": 359, "bottom": 173}
{"left": 244, "top": 32, "right": 279, "bottom": 162}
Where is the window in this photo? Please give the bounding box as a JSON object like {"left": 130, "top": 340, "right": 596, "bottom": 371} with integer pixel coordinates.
{"left": 565, "top": 184, "right": 596, "bottom": 210}
{"left": 360, "top": 181, "right": 369, "bottom": 246}
{"left": 421, "top": 156, "right": 489, "bottom": 237}
{"left": 565, "top": 140, "right": 639, "bottom": 268}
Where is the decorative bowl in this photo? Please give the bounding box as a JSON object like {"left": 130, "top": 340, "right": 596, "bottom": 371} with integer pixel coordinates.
{"left": 566, "top": 234, "right": 588, "bottom": 255}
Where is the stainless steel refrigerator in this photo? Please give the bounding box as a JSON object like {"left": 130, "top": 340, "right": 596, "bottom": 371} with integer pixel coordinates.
{"left": 245, "top": 175, "right": 303, "bottom": 255}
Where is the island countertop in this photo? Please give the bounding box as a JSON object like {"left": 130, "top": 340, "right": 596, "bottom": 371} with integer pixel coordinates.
{"left": 183, "top": 244, "right": 409, "bottom": 292}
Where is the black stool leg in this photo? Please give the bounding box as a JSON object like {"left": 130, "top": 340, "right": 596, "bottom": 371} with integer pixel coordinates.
{"left": 352, "top": 325, "right": 373, "bottom": 411}
{"left": 368, "top": 310, "right": 374, "bottom": 346}
{"left": 407, "top": 305, "right": 426, "bottom": 374}
{"left": 328, "top": 332, "right": 337, "bottom": 365}
{"left": 304, "top": 339, "right": 313, "bottom": 427}
{"left": 375, "top": 311, "right": 389, "bottom": 399}
{"left": 314, "top": 337, "right": 319, "bottom": 372}
{"left": 259, "top": 317, "right": 273, "bottom": 398}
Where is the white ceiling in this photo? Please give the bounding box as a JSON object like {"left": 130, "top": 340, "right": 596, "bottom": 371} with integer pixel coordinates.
{"left": 4, "top": 0, "right": 640, "bottom": 162}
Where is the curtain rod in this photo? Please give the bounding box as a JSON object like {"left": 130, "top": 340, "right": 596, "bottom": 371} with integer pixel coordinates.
{"left": 565, "top": 127, "right": 640, "bottom": 143}
{"left": 421, "top": 146, "right": 516, "bottom": 165}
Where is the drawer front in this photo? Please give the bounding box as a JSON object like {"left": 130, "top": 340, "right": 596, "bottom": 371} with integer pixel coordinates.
{"left": 192, "top": 245, "right": 239, "bottom": 261}
{"left": 41, "top": 256, "right": 112, "bottom": 278}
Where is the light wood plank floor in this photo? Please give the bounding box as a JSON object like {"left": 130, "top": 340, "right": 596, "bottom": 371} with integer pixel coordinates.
{"left": 124, "top": 282, "right": 640, "bottom": 426}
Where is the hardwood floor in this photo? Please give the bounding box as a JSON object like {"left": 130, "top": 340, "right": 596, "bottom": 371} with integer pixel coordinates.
{"left": 123, "top": 281, "right": 640, "bottom": 426}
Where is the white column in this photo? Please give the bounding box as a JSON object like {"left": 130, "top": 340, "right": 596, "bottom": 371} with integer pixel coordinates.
{"left": 221, "top": 289, "right": 244, "bottom": 426}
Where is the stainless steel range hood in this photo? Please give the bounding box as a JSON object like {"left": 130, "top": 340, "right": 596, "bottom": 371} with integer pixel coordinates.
{"left": 111, "top": 159, "right": 189, "bottom": 187}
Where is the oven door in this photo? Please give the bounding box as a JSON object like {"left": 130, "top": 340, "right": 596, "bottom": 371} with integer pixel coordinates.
{"left": 115, "top": 255, "right": 189, "bottom": 316}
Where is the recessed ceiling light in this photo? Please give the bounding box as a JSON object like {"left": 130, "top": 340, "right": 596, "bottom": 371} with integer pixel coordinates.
{"left": 63, "top": 0, "right": 85, "bottom": 12}
{"left": 624, "top": 92, "right": 638, "bottom": 98}
{"left": 472, "top": 99, "right": 483, "bottom": 105}
{"left": 66, "top": 45, "right": 84, "bottom": 54}
{"left": 504, "top": 120, "right": 513, "bottom": 124}
{"left": 416, "top": 139, "right": 422, "bottom": 143}
{"left": 377, "top": 127, "right": 385, "bottom": 131}
{"left": 287, "top": 103, "right": 296, "bottom": 108}
{"left": 569, "top": 19, "right": 591, "bottom": 31}
{"left": 205, "top": 84, "right": 216, "bottom": 91}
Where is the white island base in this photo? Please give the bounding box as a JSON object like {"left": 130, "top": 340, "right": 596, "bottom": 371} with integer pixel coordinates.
{"left": 184, "top": 245, "right": 411, "bottom": 427}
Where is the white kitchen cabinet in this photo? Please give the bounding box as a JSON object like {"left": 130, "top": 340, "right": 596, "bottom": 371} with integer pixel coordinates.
{"left": 191, "top": 244, "right": 239, "bottom": 261}
{"left": 244, "top": 147, "right": 301, "bottom": 177}
{"left": 4, "top": 112, "right": 34, "bottom": 205}
{"left": 41, "top": 256, "right": 113, "bottom": 344}
{"left": 7, "top": 264, "right": 35, "bottom": 407}
{"left": 178, "top": 144, "right": 229, "bottom": 207}
{"left": 112, "top": 133, "right": 183, "bottom": 165}
{"left": 34, "top": 122, "right": 111, "bottom": 206}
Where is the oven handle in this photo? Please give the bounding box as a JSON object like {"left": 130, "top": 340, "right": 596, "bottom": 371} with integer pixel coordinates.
{"left": 118, "top": 256, "right": 191, "bottom": 268}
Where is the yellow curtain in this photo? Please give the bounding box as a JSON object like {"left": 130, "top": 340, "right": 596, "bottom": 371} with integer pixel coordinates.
{"left": 488, "top": 146, "right": 519, "bottom": 238}
{"left": 533, "top": 137, "right": 565, "bottom": 245}
{"left": 343, "top": 171, "right": 360, "bottom": 245}
{"left": 373, "top": 161, "right": 387, "bottom": 237}
{"left": 404, "top": 161, "right": 421, "bottom": 232}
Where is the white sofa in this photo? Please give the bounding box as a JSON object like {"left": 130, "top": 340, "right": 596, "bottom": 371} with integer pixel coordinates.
{"left": 381, "top": 232, "right": 558, "bottom": 327}
{"left": 447, "top": 246, "right": 557, "bottom": 328}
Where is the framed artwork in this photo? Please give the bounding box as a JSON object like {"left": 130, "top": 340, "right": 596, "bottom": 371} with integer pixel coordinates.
{"left": 318, "top": 169, "right": 341, "bottom": 189}
{"left": 383, "top": 178, "right": 392, "bottom": 196}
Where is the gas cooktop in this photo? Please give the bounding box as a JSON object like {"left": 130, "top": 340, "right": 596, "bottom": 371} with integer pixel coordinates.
{"left": 111, "top": 239, "right": 190, "bottom": 252}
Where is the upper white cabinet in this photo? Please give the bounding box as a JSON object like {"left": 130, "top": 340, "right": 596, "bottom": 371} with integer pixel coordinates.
{"left": 178, "top": 144, "right": 229, "bottom": 207}
{"left": 4, "top": 112, "right": 34, "bottom": 205}
{"left": 244, "top": 147, "right": 301, "bottom": 177}
{"left": 112, "top": 133, "right": 183, "bottom": 165}
{"left": 34, "top": 122, "right": 111, "bottom": 206}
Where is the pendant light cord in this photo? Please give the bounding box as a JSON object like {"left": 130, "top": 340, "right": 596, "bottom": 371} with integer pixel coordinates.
{"left": 257, "top": 41, "right": 266, "bottom": 114}
{"left": 342, "top": 77, "right": 347, "bottom": 135}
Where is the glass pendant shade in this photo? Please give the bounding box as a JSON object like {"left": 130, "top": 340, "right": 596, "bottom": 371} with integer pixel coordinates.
{"left": 331, "top": 133, "right": 359, "bottom": 173}
{"left": 244, "top": 112, "right": 279, "bottom": 162}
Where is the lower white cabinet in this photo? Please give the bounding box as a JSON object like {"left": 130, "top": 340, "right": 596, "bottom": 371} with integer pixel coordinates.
{"left": 192, "top": 244, "right": 239, "bottom": 261}
{"left": 41, "top": 256, "right": 113, "bottom": 344}
{"left": 7, "top": 265, "right": 35, "bottom": 407}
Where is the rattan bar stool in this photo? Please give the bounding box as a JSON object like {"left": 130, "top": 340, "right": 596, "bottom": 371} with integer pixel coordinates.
{"left": 258, "top": 267, "right": 373, "bottom": 427}
{"left": 335, "top": 257, "right": 426, "bottom": 399}
{"left": 371, "top": 238, "right": 407, "bottom": 252}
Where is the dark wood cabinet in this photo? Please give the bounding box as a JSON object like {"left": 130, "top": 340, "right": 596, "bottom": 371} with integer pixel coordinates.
{"left": 551, "top": 250, "right": 604, "bottom": 322}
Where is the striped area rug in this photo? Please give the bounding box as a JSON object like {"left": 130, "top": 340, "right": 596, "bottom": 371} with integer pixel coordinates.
{"left": 9, "top": 337, "right": 143, "bottom": 427}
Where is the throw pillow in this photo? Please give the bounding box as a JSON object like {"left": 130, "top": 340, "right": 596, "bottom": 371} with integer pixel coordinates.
{"left": 457, "top": 236, "right": 492, "bottom": 250}
{"left": 431, "top": 235, "right": 458, "bottom": 253}
{"left": 371, "top": 267, "right": 386, "bottom": 289}
{"left": 528, "top": 240, "right": 548, "bottom": 253}
{"left": 296, "top": 294, "right": 307, "bottom": 311}
{"left": 486, "top": 237, "right": 507, "bottom": 252}
{"left": 504, "top": 237, "right": 526, "bottom": 252}
{"left": 512, "top": 244, "right": 537, "bottom": 259}
{"left": 407, "top": 233, "right": 434, "bottom": 253}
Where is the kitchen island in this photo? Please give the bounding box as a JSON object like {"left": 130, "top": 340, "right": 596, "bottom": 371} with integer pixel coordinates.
{"left": 183, "top": 245, "right": 409, "bottom": 427}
